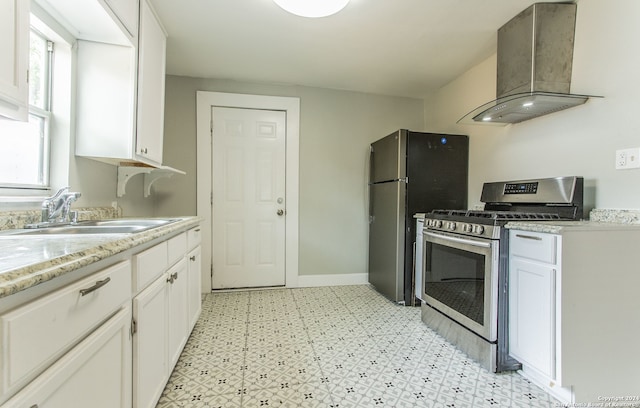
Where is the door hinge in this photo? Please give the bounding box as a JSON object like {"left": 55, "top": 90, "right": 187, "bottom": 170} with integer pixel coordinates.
{"left": 130, "top": 318, "right": 137, "bottom": 337}
{"left": 210, "top": 119, "right": 213, "bottom": 135}
{"left": 210, "top": 264, "right": 213, "bottom": 280}
{"left": 210, "top": 192, "right": 213, "bottom": 205}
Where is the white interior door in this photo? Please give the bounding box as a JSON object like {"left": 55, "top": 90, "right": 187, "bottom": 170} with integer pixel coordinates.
{"left": 212, "top": 107, "right": 286, "bottom": 289}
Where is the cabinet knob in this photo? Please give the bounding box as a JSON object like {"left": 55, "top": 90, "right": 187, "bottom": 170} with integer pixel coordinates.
{"left": 190, "top": 256, "right": 196, "bottom": 261}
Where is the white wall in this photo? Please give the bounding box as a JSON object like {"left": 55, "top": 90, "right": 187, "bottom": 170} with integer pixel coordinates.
{"left": 156, "top": 76, "right": 425, "bottom": 279}
{"left": 426, "top": 0, "right": 640, "bottom": 213}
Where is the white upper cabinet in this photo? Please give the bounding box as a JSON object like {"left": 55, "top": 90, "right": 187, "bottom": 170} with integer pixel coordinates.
{"left": 136, "top": 0, "right": 166, "bottom": 165}
{"left": 0, "top": 0, "right": 29, "bottom": 121}
{"left": 71, "top": 0, "right": 170, "bottom": 168}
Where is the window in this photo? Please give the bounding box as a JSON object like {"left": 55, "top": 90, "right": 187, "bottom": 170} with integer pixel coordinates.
{"left": 0, "top": 29, "right": 53, "bottom": 190}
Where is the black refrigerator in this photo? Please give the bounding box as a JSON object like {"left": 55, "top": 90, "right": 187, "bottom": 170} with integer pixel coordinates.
{"left": 368, "top": 129, "right": 468, "bottom": 305}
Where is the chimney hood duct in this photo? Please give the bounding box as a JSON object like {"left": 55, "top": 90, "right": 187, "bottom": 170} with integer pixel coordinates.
{"left": 459, "top": 2, "right": 597, "bottom": 125}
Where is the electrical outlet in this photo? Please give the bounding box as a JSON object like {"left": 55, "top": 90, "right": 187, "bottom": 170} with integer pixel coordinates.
{"left": 616, "top": 148, "right": 640, "bottom": 170}
{"left": 616, "top": 150, "right": 627, "bottom": 168}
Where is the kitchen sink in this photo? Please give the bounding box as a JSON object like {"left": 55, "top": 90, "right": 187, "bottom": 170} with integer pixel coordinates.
{"left": 1, "top": 218, "right": 180, "bottom": 236}
{"left": 70, "top": 219, "right": 178, "bottom": 228}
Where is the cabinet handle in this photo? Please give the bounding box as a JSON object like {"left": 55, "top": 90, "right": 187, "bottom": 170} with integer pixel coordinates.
{"left": 167, "top": 272, "right": 178, "bottom": 284}
{"left": 190, "top": 256, "right": 196, "bottom": 261}
{"left": 79, "top": 277, "right": 111, "bottom": 296}
{"left": 515, "top": 234, "right": 542, "bottom": 241}
{"left": 30, "top": 405, "right": 38, "bottom": 408}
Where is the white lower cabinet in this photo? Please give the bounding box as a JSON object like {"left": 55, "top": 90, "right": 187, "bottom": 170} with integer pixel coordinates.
{"left": 133, "top": 273, "right": 168, "bottom": 408}
{"left": 509, "top": 230, "right": 561, "bottom": 394}
{"left": 167, "top": 258, "right": 189, "bottom": 370}
{"left": 509, "top": 257, "right": 556, "bottom": 378}
{"left": 132, "top": 228, "right": 201, "bottom": 408}
{"left": 3, "top": 306, "right": 132, "bottom": 408}
{"left": 187, "top": 245, "right": 202, "bottom": 330}
{"left": 0, "top": 260, "right": 132, "bottom": 404}
{"left": 509, "top": 226, "right": 640, "bottom": 404}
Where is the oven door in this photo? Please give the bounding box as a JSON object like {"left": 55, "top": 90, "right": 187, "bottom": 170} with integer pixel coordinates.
{"left": 422, "top": 230, "right": 499, "bottom": 342}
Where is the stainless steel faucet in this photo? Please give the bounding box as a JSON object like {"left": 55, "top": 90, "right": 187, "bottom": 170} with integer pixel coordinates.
{"left": 28, "top": 187, "right": 82, "bottom": 228}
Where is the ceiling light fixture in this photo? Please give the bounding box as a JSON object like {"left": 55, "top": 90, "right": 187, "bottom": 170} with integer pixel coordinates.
{"left": 272, "top": 0, "right": 350, "bottom": 18}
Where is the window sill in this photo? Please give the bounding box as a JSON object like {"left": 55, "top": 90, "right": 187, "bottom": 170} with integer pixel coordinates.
{"left": 0, "top": 195, "right": 48, "bottom": 211}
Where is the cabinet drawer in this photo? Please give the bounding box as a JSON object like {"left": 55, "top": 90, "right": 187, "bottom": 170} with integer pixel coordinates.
{"left": 133, "top": 241, "right": 168, "bottom": 292}
{"left": 509, "top": 230, "right": 557, "bottom": 264}
{"left": 0, "top": 260, "right": 131, "bottom": 400}
{"left": 167, "top": 232, "right": 187, "bottom": 267}
{"left": 1, "top": 306, "right": 132, "bottom": 408}
{"left": 187, "top": 226, "right": 201, "bottom": 250}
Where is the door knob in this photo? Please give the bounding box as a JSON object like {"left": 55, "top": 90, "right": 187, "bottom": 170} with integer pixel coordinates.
{"left": 277, "top": 209, "right": 284, "bottom": 216}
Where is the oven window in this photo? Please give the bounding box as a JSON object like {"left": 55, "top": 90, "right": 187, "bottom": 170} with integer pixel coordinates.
{"left": 425, "top": 242, "right": 485, "bottom": 325}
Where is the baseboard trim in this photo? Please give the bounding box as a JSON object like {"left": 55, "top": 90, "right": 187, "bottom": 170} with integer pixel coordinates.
{"left": 295, "top": 273, "right": 368, "bottom": 288}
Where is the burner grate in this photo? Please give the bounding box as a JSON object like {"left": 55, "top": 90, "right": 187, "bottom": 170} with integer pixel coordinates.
{"left": 429, "top": 209, "right": 564, "bottom": 221}
{"left": 480, "top": 211, "right": 563, "bottom": 220}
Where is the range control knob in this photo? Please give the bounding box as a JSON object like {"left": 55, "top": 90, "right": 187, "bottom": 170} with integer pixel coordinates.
{"left": 473, "top": 225, "right": 485, "bottom": 235}
{"left": 447, "top": 222, "right": 457, "bottom": 231}
{"left": 462, "top": 223, "right": 473, "bottom": 233}
{"left": 434, "top": 220, "right": 443, "bottom": 228}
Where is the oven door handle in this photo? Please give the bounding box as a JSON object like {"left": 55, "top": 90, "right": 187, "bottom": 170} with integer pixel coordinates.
{"left": 423, "top": 231, "right": 491, "bottom": 249}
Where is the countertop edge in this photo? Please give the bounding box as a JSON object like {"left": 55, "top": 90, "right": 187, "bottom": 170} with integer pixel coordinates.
{"left": 504, "top": 220, "right": 640, "bottom": 234}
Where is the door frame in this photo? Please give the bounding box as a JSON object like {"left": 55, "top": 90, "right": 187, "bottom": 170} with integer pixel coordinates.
{"left": 196, "top": 91, "right": 300, "bottom": 291}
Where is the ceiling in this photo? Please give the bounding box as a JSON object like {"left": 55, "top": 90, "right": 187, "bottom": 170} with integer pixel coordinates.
{"left": 148, "top": 0, "right": 549, "bottom": 99}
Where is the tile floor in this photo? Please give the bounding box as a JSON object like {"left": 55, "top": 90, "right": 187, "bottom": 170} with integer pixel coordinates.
{"left": 156, "top": 285, "right": 559, "bottom": 407}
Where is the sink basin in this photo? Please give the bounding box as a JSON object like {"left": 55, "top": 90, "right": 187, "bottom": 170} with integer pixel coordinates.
{"left": 72, "top": 219, "right": 177, "bottom": 228}
{"left": 3, "top": 218, "right": 180, "bottom": 236}
{"left": 15, "top": 225, "right": 151, "bottom": 235}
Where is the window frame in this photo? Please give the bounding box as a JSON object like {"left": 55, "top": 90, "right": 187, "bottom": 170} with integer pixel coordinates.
{"left": 0, "top": 27, "right": 53, "bottom": 192}
{"left": 0, "top": 9, "right": 74, "bottom": 206}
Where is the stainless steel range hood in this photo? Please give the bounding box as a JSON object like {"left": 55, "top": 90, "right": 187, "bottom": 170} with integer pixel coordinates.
{"left": 459, "top": 2, "right": 597, "bottom": 125}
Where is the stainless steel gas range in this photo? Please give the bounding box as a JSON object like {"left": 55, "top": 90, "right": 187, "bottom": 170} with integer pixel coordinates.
{"left": 421, "top": 176, "right": 584, "bottom": 372}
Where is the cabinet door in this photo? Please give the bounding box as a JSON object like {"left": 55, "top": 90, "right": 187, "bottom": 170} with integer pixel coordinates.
{"left": 133, "top": 274, "right": 168, "bottom": 408}
{"left": 0, "top": 260, "right": 131, "bottom": 400}
{"left": 167, "top": 258, "right": 189, "bottom": 371}
{"left": 0, "top": 0, "right": 29, "bottom": 121}
{"left": 509, "top": 257, "right": 556, "bottom": 378}
{"left": 187, "top": 245, "right": 202, "bottom": 330}
{"left": 136, "top": 0, "right": 166, "bottom": 165}
{"left": 2, "top": 306, "right": 132, "bottom": 408}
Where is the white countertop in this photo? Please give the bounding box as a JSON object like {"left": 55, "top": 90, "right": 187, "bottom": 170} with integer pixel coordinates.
{"left": 0, "top": 217, "right": 201, "bottom": 298}
{"left": 505, "top": 219, "right": 640, "bottom": 234}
